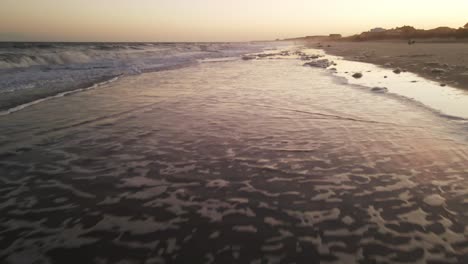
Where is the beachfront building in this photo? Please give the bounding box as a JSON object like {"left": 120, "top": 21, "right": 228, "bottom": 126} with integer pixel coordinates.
{"left": 370, "top": 27, "right": 386, "bottom": 33}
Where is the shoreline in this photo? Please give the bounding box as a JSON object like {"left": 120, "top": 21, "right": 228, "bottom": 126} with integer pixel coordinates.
{"left": 2, "top": 53, "right": 468, "bottom": 263}
{"left": 309, "top": 40, "right": 468, "bottom": 90}
{"left": 297, "top": 47, "right": 468, "bottom": 120}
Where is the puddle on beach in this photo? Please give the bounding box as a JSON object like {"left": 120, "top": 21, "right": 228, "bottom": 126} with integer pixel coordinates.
{"left": 301, "top": 48, "right": 468, "bottom": 120}
{"left": 1, "top": 46, "right": 468, "bottom": 263}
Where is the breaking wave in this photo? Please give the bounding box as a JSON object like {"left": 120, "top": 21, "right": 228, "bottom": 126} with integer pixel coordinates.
{"left": 0, "top": 42, "right": 271, "bottom": 112}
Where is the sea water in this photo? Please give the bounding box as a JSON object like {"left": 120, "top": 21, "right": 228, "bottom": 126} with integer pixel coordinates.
{"left": 1, "top": 45, "right": 468, "bottom": 263}
{"left": 0, "top": 42, "right": 269, "bottom": 112}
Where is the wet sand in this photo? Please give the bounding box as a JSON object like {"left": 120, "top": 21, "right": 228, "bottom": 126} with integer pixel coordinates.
{"left": 316, "top": 41, "right": 468, "bottom": 89}
{"left": 1, "top": 49, "right": 468, "bottom": 263}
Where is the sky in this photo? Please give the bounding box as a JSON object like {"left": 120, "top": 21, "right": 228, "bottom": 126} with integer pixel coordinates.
{"left": 1, "top": 0, "right": 467, "bottom": 42}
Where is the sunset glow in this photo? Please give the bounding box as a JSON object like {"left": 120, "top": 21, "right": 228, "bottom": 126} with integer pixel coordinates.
{"left": 1, "top": 0, "right": 468, "bottom": 41}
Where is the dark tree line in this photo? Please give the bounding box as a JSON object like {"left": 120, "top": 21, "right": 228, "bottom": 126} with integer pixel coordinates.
{"left": 343, "top": 25, "right": 468, "bottom": 41}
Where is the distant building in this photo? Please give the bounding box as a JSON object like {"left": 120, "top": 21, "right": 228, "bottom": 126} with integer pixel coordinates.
{"left": 370, "top": 27, "right": 386, "bottom": 33}
{"left": 329, "top": 34, "right": 342, "bottom": 39}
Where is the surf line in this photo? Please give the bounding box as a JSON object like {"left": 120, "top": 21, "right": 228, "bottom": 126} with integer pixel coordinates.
{"left": 0, "top": 76, "right": 121, "bottom": 117}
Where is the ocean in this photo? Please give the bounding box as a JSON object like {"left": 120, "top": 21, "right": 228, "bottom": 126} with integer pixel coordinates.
{"left": 0, "top": 42, "right": 268, "bottom": 113}
{"left": 1, "top": 43, "right": 468, "bottom": 263}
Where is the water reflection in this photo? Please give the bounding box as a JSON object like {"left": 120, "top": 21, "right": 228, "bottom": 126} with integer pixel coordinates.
{"left": 1, "top": 51, "right": 468, "bottom": 263}
{"left": 303, "top": 48, "right": 468, "bottom": 120}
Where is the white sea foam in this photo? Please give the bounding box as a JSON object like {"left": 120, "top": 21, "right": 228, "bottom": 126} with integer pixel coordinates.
{"left": 2, "top": 45, "right": 468, "bottom": 264}
{"left": 0, "top": 76, "right": 119, "bottom": 116}
{"left": 0, "top": 42, "right": 273, "bottom": 113}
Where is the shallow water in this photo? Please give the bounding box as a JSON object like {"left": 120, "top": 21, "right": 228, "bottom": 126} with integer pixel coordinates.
{"left": 303, "top": 48, "right": 468, "bottom": 120}
{"left": 0, "top": 42, "right": 269, "bottom": 112}
{"left": 1, "top": 50, "right": 468, "bottom": 263}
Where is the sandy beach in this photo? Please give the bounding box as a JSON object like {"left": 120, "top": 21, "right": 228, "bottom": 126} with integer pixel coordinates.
{"left": 316, "top": 41, "right": 468, "bottom": 89}
{"left": 3, "top": 1, "right": 468, "bottom": 263}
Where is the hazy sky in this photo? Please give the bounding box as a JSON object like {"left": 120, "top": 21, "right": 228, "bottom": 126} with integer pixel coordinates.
{"left": 1, "top": 0, "right": 467, "bottom": 42}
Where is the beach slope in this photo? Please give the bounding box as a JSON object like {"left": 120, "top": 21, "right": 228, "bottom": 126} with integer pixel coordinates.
{"left": 318, "top": 41, "right": 468, "bottom": 89}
